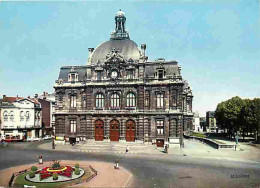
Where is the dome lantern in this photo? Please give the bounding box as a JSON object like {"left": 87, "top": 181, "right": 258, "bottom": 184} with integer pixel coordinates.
{"left": 110, "top": 9, "right": 129, "bottom": 40}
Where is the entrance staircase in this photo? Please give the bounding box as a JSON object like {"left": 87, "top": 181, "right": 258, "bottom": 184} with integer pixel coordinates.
{"left": 75, "top": 140, "right": 157, "bottom": 154}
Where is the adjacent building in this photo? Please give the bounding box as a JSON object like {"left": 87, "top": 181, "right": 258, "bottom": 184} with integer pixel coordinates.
{"left": 0, "top": 95, "right": 42, "bottom": 141}
{"left": 193, "top": 111, "right": 202, "bottom": 132}
{"left": 38, "top": 92, "right": 55, "bottom": 136}
{"left": 53, "top": 10, "right": 193, "bottom": 147}
{"left": 200, "top": 117, "right": 207, "bottom": 132}
{"left": 206, "top": 111, "right": 217, "bottom": 132}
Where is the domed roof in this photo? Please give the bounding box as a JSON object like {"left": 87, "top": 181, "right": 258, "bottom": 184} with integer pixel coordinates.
{"left": 90, "top": 39, "right": 141, "bottom": 64}
{"left": 116, "top": 10, "right": 125, "bottom": 18}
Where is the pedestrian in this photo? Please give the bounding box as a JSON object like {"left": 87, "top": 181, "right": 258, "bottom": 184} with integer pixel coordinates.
{"left": 52, "top": 139, "right": 55, "bottom": 149}
{"left": 114, "top": 159, "right": 119, "bottom": 169}
{"left": 126, "top": 145, "right": 129, "bottom": 153}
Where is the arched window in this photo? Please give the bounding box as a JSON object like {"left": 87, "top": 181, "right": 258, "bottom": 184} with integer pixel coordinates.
{"left": 126, "top": 93, "right": 136, "bottom": 107}
{"left": 96, "top": 93, "right": 105, "bottom": 108}
{"left": 26, "top": 111, "right": 30, "bottom": 121}
{"left": 111, "top": 93, "right": 120, "bottom": 108}
{"left": 9, "top": 111, "right": 14, "bottom": 122}
{"left": 156, "top": 93, "right": 164, "bottom": 108}
{"left": 20, "top": 111, "right": 24, "bottom": 121}
{"left": 3, "top": 111, "right": 8, "bottom": 121}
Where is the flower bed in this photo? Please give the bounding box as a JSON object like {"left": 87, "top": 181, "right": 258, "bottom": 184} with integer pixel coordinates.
{"left": 24, "top": 161, "right": 85, "bottom": 183}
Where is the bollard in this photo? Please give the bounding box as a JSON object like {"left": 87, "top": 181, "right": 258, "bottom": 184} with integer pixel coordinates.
{"left": 39, "top": 155, "right": 43, "bottom": 164}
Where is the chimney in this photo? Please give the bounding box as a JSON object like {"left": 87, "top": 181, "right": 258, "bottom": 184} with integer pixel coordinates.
{"left": 141, "top": 44, "right": 147, "bottom": 62}
{"left": 88, "top": 48, "right": 94, "bottom": 57}
{"left": 3, "top": 95, "right": 6, "bottom": 99}
{"left": 28, "top": 96, "right": 30, "bottom": 99}
{"left": 35, "top": 94, "right": 38, "bottom": 98}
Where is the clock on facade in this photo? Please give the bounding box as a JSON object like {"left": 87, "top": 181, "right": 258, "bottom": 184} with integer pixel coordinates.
{"left": 111, "top": 70, "right": 119, "bottom": 79}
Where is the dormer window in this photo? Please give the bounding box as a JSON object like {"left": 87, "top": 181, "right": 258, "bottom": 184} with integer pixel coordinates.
{"left": 158, "top": 70, "right": 163, "bottom": 80}
{"left": 68, "top": 67, "right": 78, "bottom": 83}
{"left": 69, "top": 73, "right": 78, "bottom": 82}
{"left": 156, "top": 64, "right": 166, "bottom": 81}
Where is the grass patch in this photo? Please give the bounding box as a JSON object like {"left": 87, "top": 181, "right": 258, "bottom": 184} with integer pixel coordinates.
{"left": 14, "top": 167, "right": 93, "bottom": 188}
{"left": 190, "top": 132, "right": 206, "bottom": 138}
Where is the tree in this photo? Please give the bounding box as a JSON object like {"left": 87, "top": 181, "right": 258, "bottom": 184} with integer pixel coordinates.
{"left": 215, "top": 101, "right": 227, "bottom": 132}
{"left": 225, "top": 97, "right": 245, "bottom": 138}
{"left": 250, "top": 98, "right": 260, "bottom": 143}
{"left": 215, "top": 96, "right": 245, "bottom": 139}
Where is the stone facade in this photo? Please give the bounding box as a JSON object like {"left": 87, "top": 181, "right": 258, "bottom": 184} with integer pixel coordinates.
{"left": 54, "top": 10, "right": 193, "bottom": 146}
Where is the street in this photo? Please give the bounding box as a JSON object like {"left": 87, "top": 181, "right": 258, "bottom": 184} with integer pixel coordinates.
{"left": 0, "top": 140, "right": 260, "bottom": 188}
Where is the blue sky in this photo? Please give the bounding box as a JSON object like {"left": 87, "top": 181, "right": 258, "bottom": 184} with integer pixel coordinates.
{"left": 0, "top": 0, "right": 259, "bottom": 116}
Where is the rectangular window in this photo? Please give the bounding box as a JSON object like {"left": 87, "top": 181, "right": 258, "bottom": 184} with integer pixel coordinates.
{"left": 70, "top": 95, "right": 76, "bottom": 108}
{"left": 82, "top": 96, "right": 86, "bottom": 108}
{"left": 156, "top": 93, "right": 164, "bottom": 108}
{"left": 173, "top": 90, "right": 177, "bottom": 107}
{"left": 70, "top": 120, "right": 76, "bottom": 133}
{"left": 97, "top": 71, "right": 102, "bottom": 81}
{"left": 156, "top": 120, "right": 164, "bottom": 135}
{"left": 127, "top": 70, "right": 134, "bottom": 79}
{"left": 145, "top": 98, "right": 149, "bottom": 107}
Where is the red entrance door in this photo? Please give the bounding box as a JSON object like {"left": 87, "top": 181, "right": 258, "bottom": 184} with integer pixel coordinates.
{"left": 95, "top": 120, "right": 104, "bottom": 141}
{"left": 156, "top": 139, "right": 164, "bottom": 147}
{"left": 110, "top": 119, "right": 119, "bottom": 141}
{"left": 126, "top": 120, "right": 135, "bottom": 142}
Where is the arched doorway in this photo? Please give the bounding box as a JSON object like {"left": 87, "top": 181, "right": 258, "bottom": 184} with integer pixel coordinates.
{"left": 125, "top": 120, "right": 135, "bottom": 142}
{"left": 95, "top": 120, "right": 104, "bottom": 141}
{"left": 110, "top": 119, "right": 119, "bottom": 141}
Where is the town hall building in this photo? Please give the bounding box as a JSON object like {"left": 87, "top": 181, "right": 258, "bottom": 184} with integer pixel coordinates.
{"left": 54, "top": 10, "right": 193, "bottom": 147}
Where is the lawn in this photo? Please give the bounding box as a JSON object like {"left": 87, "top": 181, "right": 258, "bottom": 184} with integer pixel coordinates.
{"left": 190, "top": 132, "right": 206, "bottom": 138}
{"left": 13, "top": 167, "right": 93, "bottom": 188}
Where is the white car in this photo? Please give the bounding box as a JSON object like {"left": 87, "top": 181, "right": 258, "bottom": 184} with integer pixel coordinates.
{"left": 43, "top": 135, "right": 53, "bottom": 140}
{"left": 27, "top": 137, "right": 42, "bottom": 142}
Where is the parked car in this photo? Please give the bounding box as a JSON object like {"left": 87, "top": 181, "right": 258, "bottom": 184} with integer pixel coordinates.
{"left": 218, "top": 129, "right": 225, "bottom": 133}
{"left": 27, "top": 137, "right": 42, "bottom": 142}
{"left": 210, "top": 128, "right": 217, "bottom": 133}
{"left": 43, "top": 135, "right": 53, "bottom": 140}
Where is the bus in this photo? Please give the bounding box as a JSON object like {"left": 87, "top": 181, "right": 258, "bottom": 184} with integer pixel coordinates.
{"left": 1, "top": 133, "right": 26, "bottom": 142}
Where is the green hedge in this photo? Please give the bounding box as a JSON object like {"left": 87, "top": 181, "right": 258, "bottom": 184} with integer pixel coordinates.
{"left": 75, "top": 163, "right": 79, "bottom": 168}
{"left": 53, "top": 173, "right": 58, "bottom": 180}
{"left": 74, "top": 168, "right": 80, "bottom": 175}
{"left": 31, "top": 166, "right": 37, "bottom": 172}
{"left": 29, "top": 171, "right": 35, "bottom": 178}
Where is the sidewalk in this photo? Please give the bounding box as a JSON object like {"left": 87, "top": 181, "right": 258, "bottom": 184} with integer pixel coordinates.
{"left": 0, "top": 160, "right": 132, "bottom": 188}
{"left": 175, "top": 139, "right": 260, "bottom": 163}
{"left": 39, "top": 141, "right": 164, "bottom": 154}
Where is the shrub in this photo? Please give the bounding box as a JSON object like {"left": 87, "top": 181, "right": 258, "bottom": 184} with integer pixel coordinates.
{"left": 74, "top": 168, "right": 80, "bottom": 175}
{"left": 31, "top": 166, "right": 37, "bottom": 171}
{"left": 75, "top": 163, "right": 79, "bottom": 169}
{"left": 53, "top": 173, "right": 58, "bottom": 180}
{"left": 29, "top": 171, "right": 35, "bottom": 178}
{"left": 52, "top": 160, "right": 61, "bottom": 169}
